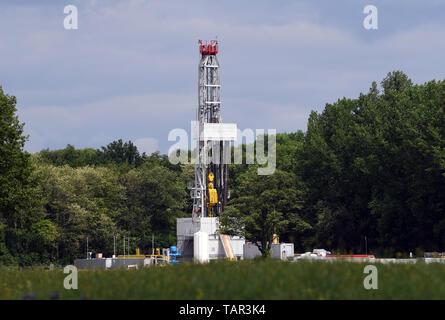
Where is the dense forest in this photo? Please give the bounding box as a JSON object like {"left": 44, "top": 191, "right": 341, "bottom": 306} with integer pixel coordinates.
{"left": 0, "top": 71, "right": 444, "bottom": 265}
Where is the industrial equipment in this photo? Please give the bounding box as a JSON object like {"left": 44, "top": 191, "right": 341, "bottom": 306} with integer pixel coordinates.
{"left": 169, "top": 246, "right": 181, "bottom": 264}
{"left": 190, "top": 40, "right": 236, "bottom": 218}
{"left": 176, "top": 40, "right": 244, "bottom": 262}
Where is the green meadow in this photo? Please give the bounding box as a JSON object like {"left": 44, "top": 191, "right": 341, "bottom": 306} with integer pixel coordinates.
{"left": 1, "top": 259, "right": 445, "bottom": 300}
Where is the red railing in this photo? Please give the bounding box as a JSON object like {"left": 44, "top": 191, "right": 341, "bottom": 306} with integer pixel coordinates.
{"left": 326, "top": 255, "right": 375, "bottom": 258}
{"left": 199, "top": 40, "right": 218, "bottom": 55}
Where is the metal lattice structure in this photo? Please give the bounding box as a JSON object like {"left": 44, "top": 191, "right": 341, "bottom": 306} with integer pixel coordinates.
{"left": 191, "top": 40, "right": 230, "bottom": 218}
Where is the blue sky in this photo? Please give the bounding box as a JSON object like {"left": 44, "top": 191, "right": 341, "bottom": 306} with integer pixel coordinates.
{"left": 1, "top": 0, "right": 445, "bottom": 154}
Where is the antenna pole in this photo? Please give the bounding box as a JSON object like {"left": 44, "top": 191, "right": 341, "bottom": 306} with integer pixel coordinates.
{"left": 365, "top": 236, "right": 368, "bottom": 256}
{"left": 113, "top": 233, "right": 116, "bottom": 258}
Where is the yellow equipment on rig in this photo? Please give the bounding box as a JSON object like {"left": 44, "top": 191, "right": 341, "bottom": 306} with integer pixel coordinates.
{"left": 207, "top": 172, "right": 218, "bottom": 216}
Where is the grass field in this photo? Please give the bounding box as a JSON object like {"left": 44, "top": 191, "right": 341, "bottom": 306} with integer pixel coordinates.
{"left": 1, "top": 259, "right": 445, "bottom": 300}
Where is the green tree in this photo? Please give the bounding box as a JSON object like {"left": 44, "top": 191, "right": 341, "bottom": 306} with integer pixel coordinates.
{"left": 101, "top": 139, "right": 146, "bottom": 167}
{"left": 220, "top": 168, "right": 306, "bottom": 257}
{"left": 301, "top": 71, "right": 445, "bottom": 255}
{"left": 38, "top": 145, "right": 102, "bottom": 167}
{"left": 0, "top": 87, "right": 44, "bottom": 265}
{"left": 120, "top": 165, "right": 188, "bottom": 251}
{"left": 381, "top": 70, "right": 413, "bottom": 95}
{"left": 36, "top": 164, "right": 124, "bottom": 262}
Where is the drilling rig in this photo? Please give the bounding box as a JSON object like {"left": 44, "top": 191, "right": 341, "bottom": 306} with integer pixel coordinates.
{"left": 191, "top": 40, "right": 235, "bottom": 218}
{"left": 177, "top": 40, "right": 243, "bottom": 262}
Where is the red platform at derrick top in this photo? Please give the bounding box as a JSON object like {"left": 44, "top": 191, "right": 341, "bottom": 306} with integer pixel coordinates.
{"left": 199, "top": 40, "right": 218, "bottom": 55}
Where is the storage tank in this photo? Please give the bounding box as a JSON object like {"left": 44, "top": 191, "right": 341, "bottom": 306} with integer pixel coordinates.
{"left": 194, "top": 231, "right": 209, "bottom": 263}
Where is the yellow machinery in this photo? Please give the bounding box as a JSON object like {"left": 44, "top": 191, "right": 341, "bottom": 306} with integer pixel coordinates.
{"left": 117, "top": 248, "right": 165, "bottom": 260}
{"left": 207, "top": 172, "right": 218, "bottom": 216}
{"left": 147, "top": 248, "right": 165, "bottom": 260}
{"left": 273, "top": 234, "right": 279, "bottom": 244}
{"left": 117, "top": 248, "right": 146, "bottom": 259}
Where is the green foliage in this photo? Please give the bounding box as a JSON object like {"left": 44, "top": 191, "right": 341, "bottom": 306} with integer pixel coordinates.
{"left": 2, "top": 260, "right": 445, "bottom": 299}
{"left": 381, "top": 70, "right": 413, "bottom": 95}
{"left": 0, "top": 87, "right": 45, "bottom": 265}
{"left": 35, "top": 164, "right": 123, "bottom": 262}
{"left": 120, "top": 164, "right": 188, "bottom": 250}
{"left": 31, "top": 163, "right": 188, "bottom": 262}
{"left": 1, "top": 70, "right": 444, "bottom": 265}
{"left": 301, "top": 71, "right": 445, "bottom": 254}
{"left": 38, "top": 145, "right": 102, "bottom": 167}
{"left": 275, "top": 131, "right": 305, "bottom": 173}
{"left": 220, "top": 168, "right": 305, "bottom": 256}
{"left": 36, "top": 139, "right": 149, "bottom": 168}
{"left": 30, "top": 220, "right": 58, "bottom": 249}
{"left": 100, "top": 139, "right": 146, "bottom": 167}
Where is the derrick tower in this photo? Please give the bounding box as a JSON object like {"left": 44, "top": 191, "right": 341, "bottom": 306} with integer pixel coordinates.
{"left": 191, "top": 40, "right": 233, "bottom": 218}
{"left": 177, "top": 40, "right": 243, "bottom": 262}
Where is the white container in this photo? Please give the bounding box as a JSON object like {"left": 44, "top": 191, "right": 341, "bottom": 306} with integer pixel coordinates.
{"left": 194, "top": 231, "right": 209, "bottom": 263}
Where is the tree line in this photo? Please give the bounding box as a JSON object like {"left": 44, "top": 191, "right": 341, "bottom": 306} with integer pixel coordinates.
{"left": 0, "top": 71, "right": 444, "bottom": 264}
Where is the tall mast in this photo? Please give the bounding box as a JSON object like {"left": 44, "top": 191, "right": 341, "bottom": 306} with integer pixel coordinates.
{"left": 192, "top": 40, "right": 229, "bottom": 218}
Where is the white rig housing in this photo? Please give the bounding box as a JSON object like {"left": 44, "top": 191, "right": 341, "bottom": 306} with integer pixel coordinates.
{"left": 177, "top": 217, "right": 244, "bottom": 261}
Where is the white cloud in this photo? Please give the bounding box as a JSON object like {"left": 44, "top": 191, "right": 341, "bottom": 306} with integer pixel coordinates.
{"left": 134, "top": 137, "right": 158, "bottom": 155}
{"left": 19, "top": 92, "right": 194, "bottom": 127}
{"left": 3, "top": 0, "right": 445, "bottom": 154}
{"left": 17, "top": 92, "right": 194, "bottom": 152}
{"left": 23, "top": 128, "right": 45, "bottom": 153}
